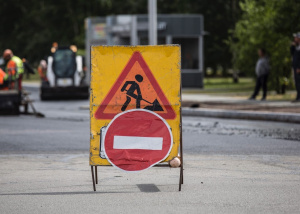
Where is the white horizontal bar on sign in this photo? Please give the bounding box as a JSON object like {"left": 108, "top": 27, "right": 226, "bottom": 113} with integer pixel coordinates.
{"left": 113, "top": 136, "right": 163, "bottom": 150}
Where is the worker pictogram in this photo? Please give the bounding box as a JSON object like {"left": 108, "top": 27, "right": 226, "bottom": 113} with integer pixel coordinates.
{"left": 120, "top": 74, "right": 163, "bottom": 111}
{"left": 94, "top": 51, "right": 175, "bottom": 119}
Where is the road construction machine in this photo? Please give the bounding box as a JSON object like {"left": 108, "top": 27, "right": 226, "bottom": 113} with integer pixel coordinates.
{"left": 0, "top": 57, "right": 44, "bottom": 116}
{"left": 0, "top": 57, "right": 21, "bottom": 114}
{"left": 40, "top": 45, "right": 89, "bottom": 100}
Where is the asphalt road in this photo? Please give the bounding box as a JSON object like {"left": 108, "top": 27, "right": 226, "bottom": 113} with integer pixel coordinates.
{"left": 0, "top": 86, "right": 299, "bottom": 213}
{"left": 2, "top": 112, "right": 300, "bottom": 155}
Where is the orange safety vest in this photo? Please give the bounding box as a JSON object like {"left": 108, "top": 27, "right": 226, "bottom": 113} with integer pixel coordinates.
{"left": 38, "top": 66, "right": 48, "bottom": 81}
{"left": 0, "top": 68, "right": 6, "bottom": 84}
{"left": 7, "top": 60, "right": 17, "bottom": 78}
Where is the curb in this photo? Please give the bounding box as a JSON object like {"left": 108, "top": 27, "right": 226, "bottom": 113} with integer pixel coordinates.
{"left": 23, "top": 82, "right": 40, "bottom": 89}
{"left": 182, "top": 107, "right": 300, "bottom": 123}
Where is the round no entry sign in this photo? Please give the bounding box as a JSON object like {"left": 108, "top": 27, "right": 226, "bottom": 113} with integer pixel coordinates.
{"left": 103, "top": 109, "right": 173, "bottom": 172}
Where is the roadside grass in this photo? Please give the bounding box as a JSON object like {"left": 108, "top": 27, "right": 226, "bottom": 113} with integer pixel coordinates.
{"left": 22, "top": 69, "right": 40, "bottom": 82}
{"left": 257, "top": 91, "right": 296, "bottom": 101}
{"left": 204, "top": 77, "right": 254, "bottom": 92}
{"left": 183, "top": 77, "right": 297, "bottom": 101}
{"left": 184, "top": 77, "right": 255, "bottom": 94}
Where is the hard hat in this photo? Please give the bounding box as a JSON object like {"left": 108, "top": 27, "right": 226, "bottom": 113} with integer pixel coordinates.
{"left": 3, "top": 49, "right": 13, "bottom": 60}
{"left": 51, "top": 42, "right": 58, "bottom": 53}
{"left": 70, "top": 45, "right": 77, "bottom": 52}
{"left": 39, "top": 60, "right": 47, "bottom": 69}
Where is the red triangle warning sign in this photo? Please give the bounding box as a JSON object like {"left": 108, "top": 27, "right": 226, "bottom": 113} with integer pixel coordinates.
{"left": 94, "top": 51, "right": 176, "bottom": 120}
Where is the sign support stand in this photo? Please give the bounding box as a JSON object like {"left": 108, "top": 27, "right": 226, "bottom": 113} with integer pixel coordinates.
{"left": 91, "top": 166, "right": 96, "bottom": 191}
{"left": 91, "top": 162, "right": 184, "bottom": 192}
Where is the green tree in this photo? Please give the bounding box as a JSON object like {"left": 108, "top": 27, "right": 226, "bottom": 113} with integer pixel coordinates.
{"left": 0, "top": 0, "right": 113, "bottom": 63}
{"left": 229, "top": 0, "right": 300, "bottom": 93}
{"left": 0, "top": 0, "right": 240, "bottom": 71}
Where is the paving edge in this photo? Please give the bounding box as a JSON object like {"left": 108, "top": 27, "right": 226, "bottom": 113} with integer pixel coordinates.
{"left": 23, "top": 82, "right": 40, "bottom": 88}
{"left": 182, "top": 107, "right": 300, "bottom": 123}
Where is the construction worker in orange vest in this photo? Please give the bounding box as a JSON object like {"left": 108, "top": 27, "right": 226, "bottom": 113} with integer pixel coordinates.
{"left": 3, "top": 49, "right": 24, "bottom": 90}
{"left": 38, "top": 59, "right": 48, "bottom": 82}
{"left": 0, "top": 68, "right": 7, "bottom": 86}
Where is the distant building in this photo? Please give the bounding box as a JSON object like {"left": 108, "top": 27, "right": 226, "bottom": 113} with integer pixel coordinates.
{"left": 85, "top": 14, "right": 204, "bottom": 88}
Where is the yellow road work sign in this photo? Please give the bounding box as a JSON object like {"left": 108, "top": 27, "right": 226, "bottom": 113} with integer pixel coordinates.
{"left": 90, "top": 45, "right": 181, "bottom": 166}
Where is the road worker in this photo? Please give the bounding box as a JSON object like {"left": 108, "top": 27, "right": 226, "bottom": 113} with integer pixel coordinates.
{"left": 3, "top": 49, "right": 24, "bottom": 90}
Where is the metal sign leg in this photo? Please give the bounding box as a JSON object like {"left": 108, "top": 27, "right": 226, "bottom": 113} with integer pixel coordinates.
{"left": 180, "top": 142, "right": 184, "bottom": 185}
{"left": 179, "top": 148, "right": 184, "bottom": 191}
{"left": 91, "top": 166, "right": 96, "bottom": 191}
{"left": 179, "top": 95, "right": 183, "bottom": 191}
{"left": 179, "top": 169, "right": 182, "bottom": 191}
{"left": 95, "top": 166, "right": 98, "bottom": 184}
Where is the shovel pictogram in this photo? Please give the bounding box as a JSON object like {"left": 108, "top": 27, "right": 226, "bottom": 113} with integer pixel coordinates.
{"left": 143, "top": 98, "right": 163, "bottom": 111}
{"left": 122, "top": 90, "right": 163, "bottom": 112}
{"left": 121, "top": 74, "right": 163, "bottom": 112}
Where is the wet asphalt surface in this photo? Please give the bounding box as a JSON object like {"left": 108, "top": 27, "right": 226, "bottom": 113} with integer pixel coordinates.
{"left": 0, "top": 86, "right": 299, "bottom": 155}
{"left": 184, "top": 119, "right": 300, "bottom": 141}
